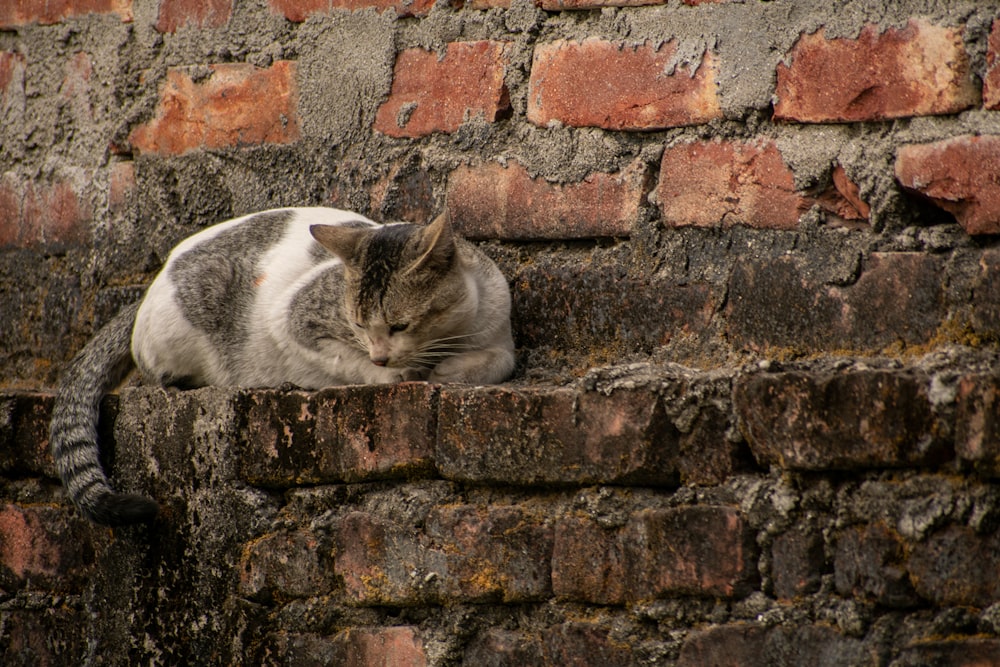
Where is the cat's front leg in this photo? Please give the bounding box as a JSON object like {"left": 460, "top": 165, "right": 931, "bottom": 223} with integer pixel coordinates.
{"left": 428, "top": 347, "right": 515, "bottom": 385}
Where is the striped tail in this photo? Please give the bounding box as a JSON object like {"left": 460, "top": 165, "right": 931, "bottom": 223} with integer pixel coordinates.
{"left": 49, "top": 301, "right": 159, "bottom": 525}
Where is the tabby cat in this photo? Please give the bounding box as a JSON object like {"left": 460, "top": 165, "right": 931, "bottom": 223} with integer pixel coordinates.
{"left": 49, "top": 208, "right": 515, "bottom": 525}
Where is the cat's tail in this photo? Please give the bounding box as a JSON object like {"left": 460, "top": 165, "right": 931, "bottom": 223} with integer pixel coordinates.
{"left": 49, "top": 301, "right": 159, "bottom": 526}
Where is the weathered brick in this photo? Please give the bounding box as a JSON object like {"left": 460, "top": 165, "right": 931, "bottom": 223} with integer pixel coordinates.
{"left": 815, "top": 165, "right": 870, "bottom": 225}
{"left": 771, "top": 524, "right": 825, "bottom": 599}
{"left": 678, "top": 624, "right": 768, "bottom": 667}
{"left": 314, "top": 384, "right": 437, "bottom": 483}
{"left": 0, "top": 0, "right": 132, "bottom": 27}
{"left": 726, "top": 253, "right": 946, "bottom": 353}
{"left": 537, "top": 0, "right": 660, "bottom": 9}
{"left": 128, "top": 61, "right": 299, "bottom": 156}
{"left": 834, "top": 523, "right": 918, "bottom": 608}
{"left": 108, "top": 161, "right": 135, "bottom": 214}
{"left": 446, "top": 159, "right": 648, "bottom": 240}
{"left": 369, "top": 160, "right": 435, "bottom": 224}
{"left": 775, "top": 19, "right": 978, "bottom": 123}
{"left": 0, "top": 173, "right": 92, "bottom": 250}
{"left": 735, "top": 369, "right": 948, "bottom": 470}
{"left": 657, "top": 140, "right": 809, "bottom": 230}
{"left": 553, "top": 506, "right": 755, "bottom": 603}
{"left": 970, "top": 249, "right": 1000, "bottom": 337}
{"left": 985, "top": 20, "right": 1000, "bottom": 109}
{"left": 908, "top": 525, "right": 1000, "bottom": 607}
{"left": 894, "top": 638, "right": 1000, "bottom": 667}
{"left": 425, "top": 504, "right": 553, "bottom": 602}
{"left": 895, "top": 135, "right": 1000, "bottom": 236}
{"left": 511, "top": 260, "right": 716, "bottom": 363}
{"left": 527, "top": 39, "right": 721, "bottom": 130}
{"left": 155, "top": 0, "right": 231, "bottom": 32}
{"left": 0, "top": 504, "right": 108, "bottom": 593}
{"left": 258, "top": 627, "right": 428, "bottom": 667}
{"left": 269, "top": 0, "right": 434, "bottom": 20}
{"left": 543, "top": 623, "right": 634, "bottom": 667}
{"left": 436, "top": 385, "right": 679, "bottom": 487}
{"left": 0, "top": 393, "right": 56, "bottom": 476}
{"left": 374, "top": 41, "right": 511, "bottom": 138}
{"left": 679, "top": 623, "right": 869, "bottom": 667}
{"left": 238, "top": 384, "right": 435, "bottom": 487}
{"left": 334, "top": 511, "right": 423, "bottom": 606}
{"left": 463, "top": 629, "right": 544, "bottom": 667}
{"left": 238, "top": 529, "right": 333, "bottom": 601}
{"left": 0, "top": 51, "right": 25, "bottom": 102}
{"left": 1, "top": 609, "right": 90, "bottom": 666}
{"left": 956, "top": 374, "right": 1000, "bottom": 476}
{"left": 333, "top": 504, "right": 552, "bottom": 606}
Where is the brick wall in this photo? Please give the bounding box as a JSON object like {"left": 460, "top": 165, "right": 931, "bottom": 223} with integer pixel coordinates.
{"left": 2, "top": 0, "right": 1000, "bottom": 664}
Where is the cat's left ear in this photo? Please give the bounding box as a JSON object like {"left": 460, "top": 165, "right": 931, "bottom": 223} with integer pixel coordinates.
{"left": 407, "top": 211, "right": 455, "bottom": 274}
{"left": 311, "top": 224, "right": 367, "bottom": 272}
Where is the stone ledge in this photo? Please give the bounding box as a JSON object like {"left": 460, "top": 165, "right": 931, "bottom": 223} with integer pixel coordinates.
{"left": 5, "top": 351, "right": 1000, "bottom": 487}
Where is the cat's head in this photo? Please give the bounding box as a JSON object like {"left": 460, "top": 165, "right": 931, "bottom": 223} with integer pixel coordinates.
{"left": 310, "top": 212, "right": 475, "bottom": 371}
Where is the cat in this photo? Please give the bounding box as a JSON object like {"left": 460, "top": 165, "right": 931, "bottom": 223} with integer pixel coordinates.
{"left": 48, "top": 207, "right": 516, "bottom": 526}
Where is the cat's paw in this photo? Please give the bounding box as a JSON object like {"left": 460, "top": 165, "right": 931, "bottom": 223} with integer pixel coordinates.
{"left": 397, "top": 367, "right": 428, "bottom": 382}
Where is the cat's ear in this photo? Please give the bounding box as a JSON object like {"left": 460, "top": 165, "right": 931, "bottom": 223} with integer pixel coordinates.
{"left": 406, "top": 211, "right": 455, "bottom": 274}
{"left": 310, "top": 224, "right": 367, "bottom": 271}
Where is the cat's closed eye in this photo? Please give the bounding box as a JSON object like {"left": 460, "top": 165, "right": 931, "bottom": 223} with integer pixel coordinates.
{"left": 389, "top": 323, "right": 409, "bottom": 334}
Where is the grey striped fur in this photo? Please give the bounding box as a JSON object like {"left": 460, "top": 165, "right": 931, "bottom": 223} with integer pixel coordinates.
{"left": 48, "top": 302, "right": 159, "bottom": 525}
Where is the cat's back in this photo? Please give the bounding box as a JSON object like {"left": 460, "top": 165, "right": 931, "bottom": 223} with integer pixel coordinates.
{"left": 133, "top": 207, "right": 375, "bottom": 386}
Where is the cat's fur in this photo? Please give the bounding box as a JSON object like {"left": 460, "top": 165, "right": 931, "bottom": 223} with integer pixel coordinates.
{"left": 49, "top": 207, "right": 515, "bottom": 525}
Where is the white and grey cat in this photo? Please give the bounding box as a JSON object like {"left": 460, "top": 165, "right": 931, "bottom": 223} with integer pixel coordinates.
{"left": 49, "top": 207, "right": 515, "bottom": 525}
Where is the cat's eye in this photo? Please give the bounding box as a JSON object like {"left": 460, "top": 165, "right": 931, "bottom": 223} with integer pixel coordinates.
{"left": 389, "top": 323, "right": 409, "bottom": 334}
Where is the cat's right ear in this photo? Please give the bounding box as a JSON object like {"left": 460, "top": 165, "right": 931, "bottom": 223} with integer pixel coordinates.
{"left": 311, "top": 224, "right": 366, "bottom": 271}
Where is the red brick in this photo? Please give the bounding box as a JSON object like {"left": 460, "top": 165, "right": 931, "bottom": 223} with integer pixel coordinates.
{"left": 436, "top": 385, "right": 678, "bottom": 487}
{"left": 313, "top": 384, "right": 437, "bottom": 483}
{"left": 527, "top": 39, "right": 721, "bottom": 130}
{"left": 0, "top": 504, "right": 108, "bottom": 593}
{"left": 956, "top": 374, "right": 1000, "bottom": 476}
{"left": 59, "top": 52, "right": 94, "bottom": 125}
{"left": 909, "top": 525, "right": 1000, "bottom": 607}
{"left": 333, "top": 511, "right": 426, "bottom": 606}
{"left": 333, "top": 505, "right": 552, "bottom": 606}
{"left": 446, "top": 158, "right": 648, "bottom": 240}
{"left": 816, "top": 164, "right": 870, "bottom": 225}
{"left": 0, "top": 173, "right": 92, "bottom": 250}
{"left": 775, "top": 20, "right": 978, "bottom": 123}
{"left": 553, "top": 506, "right": 755, "bottom": 603}
{"left": 985, "top": 20, "right": 1000, "bottom": 109}
{"left": 238, "top": 529, "right": 333, "bottom": 601}
{"left": 734, "top": 370, "right": 948, "bottom": 471}
{"left": 425, "top": 504, "right": 553, "bottom": 602}
{"left": 155, "top": 0, "right": 231, "bottom": 32}
{"left": 895, "top": 135, "right": 1000, "bottom": 236}
{"left": 537, "top": 0, "right": 661, "bottom": 9}
{"left": 269, "top": 0, "right": 434, "bottom": 19}
{"left": 374, "top": 41, "right": 511, "bottom": 138}
{"left": 467, "top": 0, "right": 510, "bottom": 7}
{"left": 334, "top": 627, "right": 427, "bottom": 667}
{"left": 128, "top": 61, "right": 299, "bottom": 156}
{"left": 657, "top": 140, "right": 808, "bottom": 229}
{"left": 0, "top": 0, "right": 132, "bottom": 27}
